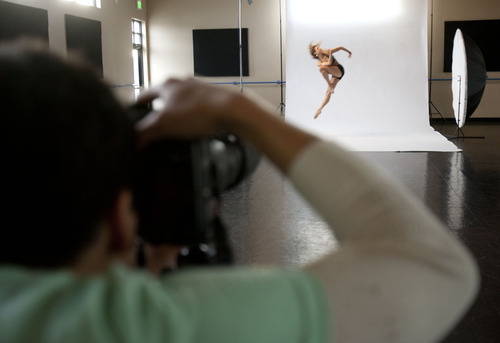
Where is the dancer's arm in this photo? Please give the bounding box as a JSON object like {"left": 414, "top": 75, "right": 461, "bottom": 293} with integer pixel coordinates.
{"left": 329, "top": 46, "right": 352, "bottom": 57}
{"left": 137, "top": 78, "right": 478, "bottom": 343}
{"left": 324, "top": 49, "right": 335, "bottom": 66}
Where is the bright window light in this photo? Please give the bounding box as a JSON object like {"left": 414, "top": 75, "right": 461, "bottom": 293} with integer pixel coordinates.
{"left": 290, "top": 0, "right": 402, "bottom": 25}
{"left": 64, "top": 0, "right": 101, "bottom": 8}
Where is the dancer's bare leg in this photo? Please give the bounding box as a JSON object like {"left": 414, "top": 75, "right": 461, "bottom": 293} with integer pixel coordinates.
{"left": 330, "top": 77, "right": 340, "bottom": 93}
{"left": 315, "top": 66, "right": 342, "bottom": 119}
{"left": 315, "top": 87, "right": 332, "bottom": 119}
{"left": 320, "top": 69, "right": 333, "bottom": 91}
{"left": 320, "top": 65, "right": 342, "bottom": 92}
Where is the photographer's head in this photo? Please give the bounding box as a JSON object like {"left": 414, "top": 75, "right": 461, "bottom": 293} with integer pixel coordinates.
{"left": 0, "top": 41, "right": 137, "bottom": 269}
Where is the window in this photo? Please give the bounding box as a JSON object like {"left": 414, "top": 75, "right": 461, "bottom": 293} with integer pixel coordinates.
{"left": 132, "top": 19, "right": 145, "bottom": 99}
{"left": 64, "top": 0, "right": 101, "bottom": 8}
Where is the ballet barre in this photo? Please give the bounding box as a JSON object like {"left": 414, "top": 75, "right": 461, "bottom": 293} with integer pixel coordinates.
{"left": 110, "top": 83, "right": 139, "bottom": 88}
{"left": 429, "top": 78, "right": 500, "bottom": 81}
{"left": 208, "top": 80, "right": 286, "bottom": 85}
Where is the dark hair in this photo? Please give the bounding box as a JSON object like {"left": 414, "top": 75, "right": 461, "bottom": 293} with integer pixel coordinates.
{"left": 0, "top": 41, "right": 136, "bottom": 267}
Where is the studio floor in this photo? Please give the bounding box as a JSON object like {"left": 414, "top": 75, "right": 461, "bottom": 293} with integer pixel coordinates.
{"left": 361, "top": 119, "right": 500, "bottom": 343}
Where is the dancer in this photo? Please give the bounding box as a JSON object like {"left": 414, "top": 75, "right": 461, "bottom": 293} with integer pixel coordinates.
{"left": 309, "top": 43, "right": 351, "bottom": 119}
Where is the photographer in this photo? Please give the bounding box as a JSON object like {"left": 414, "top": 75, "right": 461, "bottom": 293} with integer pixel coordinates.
{"left": 0, "top": 42, "right": 478, "bottom": 343}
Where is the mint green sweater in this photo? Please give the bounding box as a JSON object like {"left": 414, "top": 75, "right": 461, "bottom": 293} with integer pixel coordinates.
{"left": 0, "top": 264, "right": 329, "bottom": 343}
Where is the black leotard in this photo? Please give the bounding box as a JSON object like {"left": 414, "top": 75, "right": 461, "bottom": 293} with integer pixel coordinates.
{"left": 327, "top": 54, "right": 337, "bottom": 66}
{"left": 334, "top": 64, "right": 344, "bottom": 80}
{"left": 326, "top": 53, "right": 344, "bottom": 80}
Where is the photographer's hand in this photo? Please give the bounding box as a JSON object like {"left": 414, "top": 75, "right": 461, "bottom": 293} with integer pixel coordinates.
{"left": 136, "top": 79, "right": 233, "bottom": 142}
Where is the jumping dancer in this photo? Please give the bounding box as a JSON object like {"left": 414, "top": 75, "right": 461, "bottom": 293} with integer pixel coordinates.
{"left": 309, "top": 43, "right": 351, "bottom": 119}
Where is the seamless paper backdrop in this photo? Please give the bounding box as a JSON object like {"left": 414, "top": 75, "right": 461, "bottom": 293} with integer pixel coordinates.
{"left": 285, "top": 0, "right": 458, "bottom": 151}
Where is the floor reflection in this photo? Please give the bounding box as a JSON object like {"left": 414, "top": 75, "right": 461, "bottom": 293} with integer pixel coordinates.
{"left": 221, "top": 150, "right": 472, "bottom": 268}
{"left": 221, "top": 158, "right": 337, "bottom": 268}
{"left": 425, "top": 152, "right": 472, "bottom": 235}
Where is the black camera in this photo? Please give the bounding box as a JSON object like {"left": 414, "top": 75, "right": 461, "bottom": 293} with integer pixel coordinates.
{"left": 129, "top": 103, "right": 260, "bottom": 265}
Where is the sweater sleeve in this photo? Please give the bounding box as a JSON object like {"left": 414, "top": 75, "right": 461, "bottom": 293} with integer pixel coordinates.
{"left": 288, "top": 140, "right": 479, "bottom": 343}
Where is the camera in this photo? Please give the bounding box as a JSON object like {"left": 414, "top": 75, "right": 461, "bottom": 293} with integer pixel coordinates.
{"left": 128, "top": 102, "right": 260, "bottom": 266}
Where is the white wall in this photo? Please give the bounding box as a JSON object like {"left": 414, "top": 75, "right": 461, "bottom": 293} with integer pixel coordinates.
{"left": 147, "top": 0, "right": 285, "bottom": 112}
{"left": 2, "top": 0, "right": 147, "bottom": 104}
{"left": 429, "top": 0, "right": 500, "bottom": 119}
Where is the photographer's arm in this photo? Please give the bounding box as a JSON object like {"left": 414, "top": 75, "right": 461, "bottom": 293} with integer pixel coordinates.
{"left": 289, "top": 142, "right": 478, "bottom": 342}
{"left": 137, "top": 78, "right": 478, "bottom": 343}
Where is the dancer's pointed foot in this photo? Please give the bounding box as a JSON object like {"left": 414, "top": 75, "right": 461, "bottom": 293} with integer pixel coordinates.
{"left": 314, "top": 110, "right": 321, "bottom": 119}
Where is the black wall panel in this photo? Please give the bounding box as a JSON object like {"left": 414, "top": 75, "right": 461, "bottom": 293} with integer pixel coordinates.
{"left": 193, "top": 28, "right": 249, "bottom": 77}
{"left": 0, "top": 1, "right": 49, "bottom": 42}
{"left": 65, "top": 14, "right": 103, "bottom": 77}
{"left": 444, "top": 20, "right": 500, "bottom": 72}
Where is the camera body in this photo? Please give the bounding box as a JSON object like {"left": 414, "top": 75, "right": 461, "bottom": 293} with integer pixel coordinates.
{"left": 129, "top": 103, "right": 260, "bottom": 264}
{"left": 134, "top": 134, "right": 259, "bottom": 245}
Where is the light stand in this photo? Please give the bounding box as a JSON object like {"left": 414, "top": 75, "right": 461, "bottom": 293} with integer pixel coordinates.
{"left": 238, "top": 0, "right": 244, "bottom": 93}
{"left": 448, "top": 75, "right": 484, "bottom": 140}
{"left": 429, "top": 0, "right": 445, "bottom": 121}
{"left": 238, "top": 0, "right": 285, "bottom": 117}
{"left": 449, "top": 75, "right": 467, "bottom": 139}
{"left": 238, "top": 1, "right": 254, "bottom": 92}
{"left": 275, "top": 0, "right": 285, "bottom": 118}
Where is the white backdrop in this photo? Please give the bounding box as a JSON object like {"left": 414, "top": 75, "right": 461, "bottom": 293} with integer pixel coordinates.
{"left": 285, "top": 0, "right": 459, "bottom": 151}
